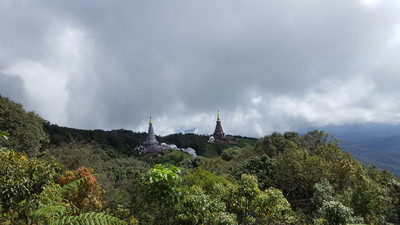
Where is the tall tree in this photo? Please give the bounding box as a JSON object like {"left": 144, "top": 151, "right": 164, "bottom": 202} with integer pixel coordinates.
{"left": 0, "top": 95, "right": 47, "bottom": 156}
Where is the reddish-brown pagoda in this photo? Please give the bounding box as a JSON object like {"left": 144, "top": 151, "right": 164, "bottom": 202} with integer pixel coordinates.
{"left": 213, "top": 111, "right": 225, "bottom": 141}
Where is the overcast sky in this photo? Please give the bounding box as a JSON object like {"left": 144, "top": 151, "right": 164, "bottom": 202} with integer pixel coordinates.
{"left": 1, "top": 0, "right": 400, "bottom": 137}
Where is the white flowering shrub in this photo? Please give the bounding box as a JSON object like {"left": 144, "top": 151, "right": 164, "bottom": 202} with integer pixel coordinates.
{"left": 318, "top": 200, "right": 353, "bottom": 225}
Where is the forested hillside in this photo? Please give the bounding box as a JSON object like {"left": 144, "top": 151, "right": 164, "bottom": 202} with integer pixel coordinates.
{"left": 43, "top": 122, "right": 258, "bottom": 158}
{"left": 1, "top": 95, "right": 400, "bottom": 225}
{"left": 304, "top": 124, "right": 400, "bottom": 177}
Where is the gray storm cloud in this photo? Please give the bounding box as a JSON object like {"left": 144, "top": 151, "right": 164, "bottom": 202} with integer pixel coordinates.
{"left": 1, "top": 0, "right": 400, "bottom": 137}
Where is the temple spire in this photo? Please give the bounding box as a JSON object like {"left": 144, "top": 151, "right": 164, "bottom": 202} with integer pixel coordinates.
{"left": 143, "top": 116, "right": 158, "bottom": 148}
{"left": 213, "top": 110, "right": 225, "bottom": 141}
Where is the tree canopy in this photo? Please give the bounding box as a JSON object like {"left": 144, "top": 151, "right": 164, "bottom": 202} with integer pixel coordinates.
{"left": 0, "top": 95, "right": 47, "bottom": 156}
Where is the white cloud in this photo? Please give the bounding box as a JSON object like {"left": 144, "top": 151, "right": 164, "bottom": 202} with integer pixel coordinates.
{"left": 360, "top": 0, "right": 381, "bottom": 8}
{"left": 3, "top": 60, "right": 69, "bottom": 123}
{"left": 387, "top": 24, "right": 400, "bottom": 49}
{"left": 267, "top": 75, "right": 400, "bottom": 129}
{"left": 2, "top": 23, "right": 93, "bottom": 125}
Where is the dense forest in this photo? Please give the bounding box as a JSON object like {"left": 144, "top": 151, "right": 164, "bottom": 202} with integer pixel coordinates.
{"left": 1, "top": 94, "right": 400, "bottom": 225}
{"left": 304, "top": 124, "right": 400, "bottom": 177}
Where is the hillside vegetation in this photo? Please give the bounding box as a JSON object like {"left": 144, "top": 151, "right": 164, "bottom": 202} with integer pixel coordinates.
{"left": 305, "top": 124, "right": 400, "bottom": 177}
{"left": 1, "top": 95, "right": 400, "bottom": 225}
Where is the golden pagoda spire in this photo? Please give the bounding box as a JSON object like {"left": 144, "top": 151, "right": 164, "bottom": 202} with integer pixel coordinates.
{"left": 217, "top": 110, "right": 221, "bottom": 122}
{"left": 149, "top": 117, "right": 152, "bottom": 125}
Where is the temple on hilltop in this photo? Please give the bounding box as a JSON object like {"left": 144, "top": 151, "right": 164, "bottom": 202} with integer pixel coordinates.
{"left": 135, "top": 117, "right": 167, "bottom": 153}
{"left": 143, "top": 117, "right": 159, "bottom": 148}
{"left": 209, "top": 111, "right": 234, "bottom": 143}
{"left": 213, "top": 111, "right": 225, "bottom": 141}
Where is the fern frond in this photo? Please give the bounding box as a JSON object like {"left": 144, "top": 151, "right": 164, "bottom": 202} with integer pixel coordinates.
{"left": 0, "top": 130, "right": 9, "bottom": 139}
{"left": 62, "top": 177, "right": 88, "bottom": 193}
{"left": 55, "top": 212, "right": 128, "bottom": 225}
{"left": 31, "top": 205, "right": 67, "bottom": 223}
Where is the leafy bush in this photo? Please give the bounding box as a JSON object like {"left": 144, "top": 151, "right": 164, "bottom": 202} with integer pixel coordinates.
{"left": 0, "top": 149, "right": 62, "bottom": 223}
{"left": 318, "top": 200, "right": 353, "bottom": 225}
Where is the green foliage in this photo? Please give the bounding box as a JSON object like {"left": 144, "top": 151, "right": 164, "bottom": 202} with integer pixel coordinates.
{"left": 31, "top": 179, "right": 127, "bottom": 225}
{"left": 202, "top": 143, "right": 232, "bottom": 157}
{"left": 48, "top": 212, "right": 128, "bottom": 225}
{"left": 271, "top": 134, "right": 365, "bottom": 212}
{"left": 33, "top": 206, "right": 68, "bottom": 221}
{"left": 213, "top": 174, "right": 295, "bottom": 225}
{"left": 0, "top": 130, "right": 9, "bottom": 140}
{"left": 228, "top": 174, "right": 261, "bottom": 224}
{"left": 252, "top": 187, "right": 295, "bottom": 225}
{"left": 182, "top": 168, "right": 232, "bottom": 193}
{"left": 179, "top": 156, "right": 204, "bottom": 169}
{"left": 143, "top": 164, "right": 181, "bottom": 205}
{"left": 229, "top": 154, "right": 273, "bottom": 190}
{"left": 221, "top": 147, "right": 244, "bottom": 161}
{"left": 40, "top": 126, "right": 400, "bottom": 225}
{"left": 349, "top": 178, "right": 394, "bottom": 224}
{"left": 254, "top": 132, "right": 295, "bottom": 157}
{"left": 108, "top": 157, "right": 149, "bottom": 180}
{"left": 0, "top": 130, "right": 9, "bottom": 151}
{"left": 156, "top": 150, "right": 190, "bottom": 165}
{"left": 45, "top": 141, "right": 150, "bottom": 214}
{"left": 31, "top": 184, "right": 76, "bottom": 223}
{"left": 0, "top": 149, "right": 62, "bottom": 223}
{"left": 159, "top": 133, "right": 209, "bottom": 153}
{"left": 312, "top": 179, "right": 335, "bottom": 209}
{"left": 237, "top": 174, "right": 260, "bottom": 202}
{"left": 0, "top": 95, "right": 48, "bottom": 156}
{"left": 198, "top": 157, "right": 230, "bottom": 174}
{"left": 235, "top": 130, "right": 400, "bottom": 223}
{"left": 43, "top": 122, "right": 146, "bottom": 156}
{"left": 177, "top": 185, "right": 237, "bottom": 225}
{"left": 32, "top": 210, "right": 128, "bottom": 225}
{"left": 159, "top": 134, "right": 257, "bottom": 157}
{"left": 301, "top": 130, "right": 340, "bottom": 150}
{"left": 183, "top": 170, "right": 295, "bottom": 225}
{"left": 272, "top": 147, "right": 322, "bottom": 210}
{"left": 58, "top": 212, "right": 128, "bottom": 225}
{"left": 129, "top": 164, "right": 182, "bottom": 224}
{"left": 130, "top": 164, "right": 296, "bottom": 225}
{"left": 318, "top": 200, "right": 353, "bottom": 225}
{"left": 46, "top": 142, "right": 105, "bottom": 171}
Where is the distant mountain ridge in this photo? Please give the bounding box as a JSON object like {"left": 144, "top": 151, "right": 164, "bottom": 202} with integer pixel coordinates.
{"left": 302, "top": 123, "right": 400, "bottom": 177}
